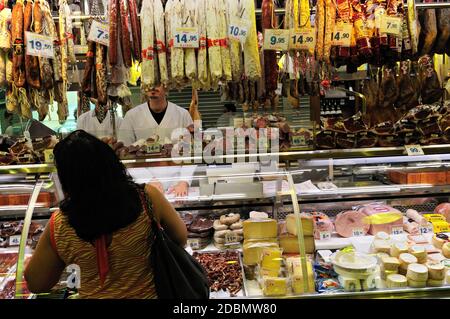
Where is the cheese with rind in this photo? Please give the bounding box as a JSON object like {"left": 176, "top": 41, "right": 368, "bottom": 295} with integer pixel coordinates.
{"left": 243, "top": 218, "right": 277, "bottom": 239}
{"left": 408, "top": 278, "right": 426, "bottom": 288}
{"left": 407, "top": 263, "right": 429, "bottom": 282}
{"left": 387, "top": 274, "right": 408, "bottom": 288}
{"left": 427, "top": 278, "right": 445, "bottom": 287}
{"left": 279, "top": 235, "right": 315, "bottom": 254}
{"left": 427, "top": 263, "right": 446, "bottom": 280}
{"left": 390, "top": 243, "right": 409, "bottom": 257}
{"left": 285, "top": 214, "right": 314, "bottom": 236}
{"left": 262, "top": 277, "right": 287, "bottom": 296}
{"left": 381, "top": 256, "right": 400, "bottom": 271}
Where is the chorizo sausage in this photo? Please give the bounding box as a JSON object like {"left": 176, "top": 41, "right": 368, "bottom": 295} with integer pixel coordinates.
{"left": 24, "top": 0, "right": 40, "bottom": 89}
{"left": 127, "top": 0, "right": 141, "bottom": 62}
{"left": 261, "top": 0, "right": 278, "bottom": 93}
{"left": 109, "top": 0, "right": 119, "bottom": 65}
{"left": 12, "top": 0, "right": 26, "bottom": 88}
{"left": 119, "top": 0, "right": 132, "bottom": 67}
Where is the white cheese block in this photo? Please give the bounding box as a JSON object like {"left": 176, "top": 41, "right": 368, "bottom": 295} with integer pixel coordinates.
{"left": 408, "top": 278, "right": 427, "bottom": 288}
{"left": 375, "top": 232, "right": 391, "bottom": 240}
{"left": 427, "top": 278, "right": 445, "bottom": 287}
{"left": 409, "top": 245, "right": 427, "bottom": 264}
{"left": 390, "top": 243, "right": 409, "bottom": 258}
{"left": 386, "top": 274, "right": 408, "bottom": 288}
{"left": 443, "top": 242, "right": 450, "bottom": 258}
{"left": 338, "top": 276, "right": 361, "bottom": 292}
{"left": 381, "top": 256, "right": 400, "bottom": 271}
{"left": 381, "top": 269, "right": 398, "bottom": 281}
{"left": 407, "top": 263, "right": 429, "bottom": 282}
{"left": 427, "top": 263, "right": 446, "bottom": 280}
{"left": 373, "top": 239, "right": 392, "bottom": 254}
{"left": 361, "top": 275, "right": 377, "bottom": 291}
{"left": 399, "top": 253, "right": 418, "bottom": 274}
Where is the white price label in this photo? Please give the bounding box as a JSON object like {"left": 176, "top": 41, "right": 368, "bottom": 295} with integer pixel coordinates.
{"left": 420, "top": 226, "right": 433, "bottom": 235}
{"left": 87, "top": 20, "right": 109, "bottom": 46}
{"left": 405, "top": 144, "right": 424, "bottom": 156}
{"left": 391, "top": 227, "right": 404, "bottom": 235}
{"left": 229, "top": 17, "right": 250, "bottom": 44}
{"left": 225, "top": 232, "right": 239, "bottom": 245}
{"left": 289, "top": 28, "right": 316, "bottom": 50}
{"left": 173, "top": 27, "right": 199, "bottom": 48}
{"left": 9, "top": 235, "right": 21, "bottom": 247}
{"left": 25, "top": 32, "right": 54, "bottom": 59}
{"left": 319, "top": 231, "right": 331, "bottom": 240}
{"left": 380, "top": 16, "right": 403, "bottom": 36}
{"left": 263, "top": 29, "right": 290, "bottom": 51}
{"left": 291, "top": 135, "right": 306, "bottom": 146}
{"left": 188, "top": 239, "right": 200, "bottom": 250}
{"left": 146, "top": 143, "right": 161, "bottom": 154}
{"left": 352, "top": 228, "right": 365, "bottom": 237}
{"left": 44, "top": 149, "right": 54, "bottom": 163}
{"left": 331, "top": 23, "right": 352, "bottom": 47}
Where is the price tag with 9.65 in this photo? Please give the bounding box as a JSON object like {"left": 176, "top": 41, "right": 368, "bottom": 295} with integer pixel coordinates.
{"left": 405, "top": 144, "right": 424, "bottom": 156}
{"left": 87, "top": 20, "right": 109, "bottom": 46}
{"left": 25, "top": 32, "right": 54, "bottom": 59}
{"left": 263, "top": 29, "right": 290, "bottom": 51}
{"left": 173, "top": 27, "right": 199, "bottom": 48}
{"left": 229, "top": 17, "right": 250, "bottom": 44}
{"left": 289, "top": 28, "right": 316, "bottom": 50}
{"left": 380, "top": 16, "right": 403, "bottom": 36}
{"left": 331, "top": 23, "right": 352, "bottom": 47}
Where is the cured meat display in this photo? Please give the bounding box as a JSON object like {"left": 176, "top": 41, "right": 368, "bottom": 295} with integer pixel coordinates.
{"left": 335, "top": 210, "right": 370, "bottom": 238}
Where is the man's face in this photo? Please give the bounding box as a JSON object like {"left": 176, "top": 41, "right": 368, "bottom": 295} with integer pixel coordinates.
{"left": 148, "top": 85, "right": 166, "bottom": 100}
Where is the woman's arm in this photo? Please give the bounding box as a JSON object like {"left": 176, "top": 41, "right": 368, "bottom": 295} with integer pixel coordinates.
{"left": 24, "top": 224, "right": 66, "bottom": 293}
{"left": 145, "top": 184, "right": 187, "bottom": 247}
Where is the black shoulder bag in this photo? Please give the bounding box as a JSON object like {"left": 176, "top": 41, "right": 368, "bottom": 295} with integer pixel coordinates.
{"left": 139, "top": 187, "right": 210, "bottom": 299}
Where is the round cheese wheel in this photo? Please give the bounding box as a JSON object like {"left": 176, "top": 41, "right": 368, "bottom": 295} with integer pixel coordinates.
{"left": 390, "top": 243, "right": 408, "bottom": 257}
{"left": 431, "top": 234, "right": 448, "bottom": 249}
{"left": 443, "top": 242, "right": 450, "bottom": 258}
{"left": 427, "top": 278, "right": 445, "bottom": 287}
{"left": 409, "top": 245, "right": 427, "bottom": 263}
{"left": 408, "top": 278, "right": 427, "bottom": 288}
{"left": 387, "top": 274, "right": 407, "bottom": 288}
{"left": 399, "top": 253, "right": 418, "bottom": 267}
{"left": 407, "top": 263, "right": 429, "bottom": 282}
{"left": 427, "top": 263, "right": 446, "bottom": 280}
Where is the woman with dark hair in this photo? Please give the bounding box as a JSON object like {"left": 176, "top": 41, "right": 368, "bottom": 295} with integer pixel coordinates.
{"left": 24, "top": 130, "right": 187, "bottom": 298}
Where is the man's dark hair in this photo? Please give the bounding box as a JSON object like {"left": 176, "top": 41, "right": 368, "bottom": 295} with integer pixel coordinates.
{"left": 54, "top": 130, "right": 142, "bottom": 242}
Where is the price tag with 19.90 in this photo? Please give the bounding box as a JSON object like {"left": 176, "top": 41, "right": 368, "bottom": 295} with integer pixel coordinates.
{"left": 263, "top": 29, "right": 290, "bottom": 51}
{"left": 25, "top": 31, "right": 54, "bottom": 59}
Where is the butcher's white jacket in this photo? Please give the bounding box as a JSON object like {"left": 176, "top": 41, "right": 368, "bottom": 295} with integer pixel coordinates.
{"left": 118, "top": 101, "right": 193, "bottom": 146}
{"left": 77, "top": 110, "right": 123, "bottom": 138}
{"left": 119, "top": 101, "right": 196, "bottom": 188}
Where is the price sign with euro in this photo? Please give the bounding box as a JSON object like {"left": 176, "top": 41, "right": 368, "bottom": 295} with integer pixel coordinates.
{"left": 174, "top": 27, "right": 199, "bottom": 48}
{"left": 25, "top": 32, "right": 54, "bottom": 59}
{"left": 405, "top": 145, "right": 424, "bottom": 156}
{"left": 263, "top": 29, "right": 290, "bottom": 51}
{"left": 87, "top": 20, "right": 109, "bottom": 46}
{"left": 331, "top": 23, "right": 352, "bottom": 47}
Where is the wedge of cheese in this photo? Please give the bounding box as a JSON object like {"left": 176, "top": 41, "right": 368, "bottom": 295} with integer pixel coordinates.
{"left": 260, "top": 247, "right": 283, "bottom": 273}
{"left": 287, "top": 258, "right": 315, "bottom": 294}
{"left": 243, "top": 218, "right": 278, "bottom": 239}
{"left": 243, "top": 239, "right": 279, "bottom": 265}
{"left": 279, "top": 235, "right": 315, "bottom": 254}
{"left": 262, "top": 277, "right": 288, "bottom": 296}
{"left": 285, "top": 214, "right": 314, "bottom": 236}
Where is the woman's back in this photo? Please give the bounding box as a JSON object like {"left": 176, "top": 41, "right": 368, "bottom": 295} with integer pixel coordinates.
{"left": 51, "top": 208, "right": 157, "bottom": 299}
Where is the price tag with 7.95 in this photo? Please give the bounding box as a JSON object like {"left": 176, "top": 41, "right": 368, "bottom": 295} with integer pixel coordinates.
{"left": 380, "top": 16, "right": 403, "bottom": 36}
{"left": 331, "top": 23, "right": 352, "bottom": 47}
{"left": 173, "top": 27, "right": 199, "bottom": 48}
{"left": 263, "top": 29, "right": 290, "bottom": 51}
{"left": 289, "top": 28, "right": 316, "bottom": 50}
{"left": 25, "top": 32, "right": 54, "bottom": 59}
{"left": 87, "top": 20, "right": 109, "bottom": 46}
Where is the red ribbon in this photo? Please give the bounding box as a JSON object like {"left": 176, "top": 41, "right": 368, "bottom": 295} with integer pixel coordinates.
{"left": 95, "top": 235, "right": 109, "bottom": 286}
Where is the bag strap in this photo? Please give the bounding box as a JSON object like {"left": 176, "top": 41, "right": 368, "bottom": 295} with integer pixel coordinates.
{"left": 137, "top": 184, "right": 160, "bottom": 233}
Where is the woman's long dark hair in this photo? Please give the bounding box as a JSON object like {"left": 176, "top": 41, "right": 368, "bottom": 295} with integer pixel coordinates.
{"left": 53, "top": 130, "right": 142, "bottom": 242}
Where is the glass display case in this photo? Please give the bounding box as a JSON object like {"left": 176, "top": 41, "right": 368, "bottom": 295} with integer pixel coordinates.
{"left": 1, "top": 150, "right": 450, "bottom": 299}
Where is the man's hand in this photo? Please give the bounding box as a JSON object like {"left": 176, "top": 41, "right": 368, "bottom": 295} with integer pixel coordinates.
{"left": 149, "top": 180, "right": 164, "bottom": 193}
{"left": 167, "top": 181, "right": 189, "bottom": 197}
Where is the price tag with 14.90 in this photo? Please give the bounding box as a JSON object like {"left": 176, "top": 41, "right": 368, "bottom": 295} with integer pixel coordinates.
{"left": 25, "top": 32, "right": 54, "bottom": 59}
{"left": 289, "top": 28, "right": 316, "bottom": 50}
{"left": 331, "top": 23, "right": 352, "bottom": 47}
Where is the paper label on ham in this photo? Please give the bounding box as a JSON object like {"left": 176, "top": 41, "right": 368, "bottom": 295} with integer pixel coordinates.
{"left": 420, "top": 226, "right": 433, "bottom": 235}
{"left": 352, "top": 228, "right": 365, "bottom": 237}
{"left": 319, "top": 231, "right": 332, "bottom": 240}
{"left": 391, "top": 227, "right": 404, "bottom": 235}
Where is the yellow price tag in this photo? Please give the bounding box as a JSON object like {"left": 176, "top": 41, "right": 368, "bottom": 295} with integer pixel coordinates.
{"left": 380, "top": 16, "right": 403, "bottom": 36}
{"left": 263, "top": 29, "right": 290, "bottom": 51}
{"left": 289, "top": 28, "right": 316, "bottom": 50}
{"left": 331, "top": 23, "right": 352, "bottom": 47}
{"left": 44, "top": 149, "right": 54, "bottom": 163}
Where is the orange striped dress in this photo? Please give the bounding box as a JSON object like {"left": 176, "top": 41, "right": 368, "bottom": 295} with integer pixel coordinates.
{"left": 50, "top": 208, "right": 157, "bottom": 299}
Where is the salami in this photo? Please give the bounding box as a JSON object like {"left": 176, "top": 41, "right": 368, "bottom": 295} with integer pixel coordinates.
{"left": 261, "top": 0, "right": 278, "bottom": 93}
{"left": 242, "top": 0, "right": 261, "bottom": 81}
{"left": 24, "top": 0, "right": 40, "bottom": 90}
{"left": 153, "top": 0, "right": 168, "bottom": 85}
{"left": 96, "top": 45, "right": 108, "bottom": 105}
{"left": 109, "top": 0, "right": 119, "bottom": 66}
{"left": 12, "top": 0, "right": 25, "bottom": 88}
{"left": 127, "top": 0, "right": 141, "bottom": 62}
{"left": 82, "top": 41, "right": 96, "bottom": 95}
{"left": 119, "top": 0, "right": 132, "bottom": 68}
{"left": 140, "top": 0, "right": 156, "bottom": 91}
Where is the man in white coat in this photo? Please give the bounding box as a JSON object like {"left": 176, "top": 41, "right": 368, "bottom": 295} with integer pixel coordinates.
{"left": 77, "top": 108, "right": 123, "bottom": 139}
{"left": 118, "top": 85, "right": 196, "bottom": 197}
